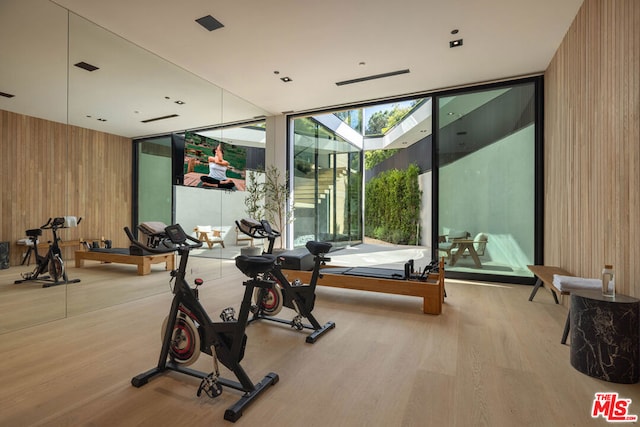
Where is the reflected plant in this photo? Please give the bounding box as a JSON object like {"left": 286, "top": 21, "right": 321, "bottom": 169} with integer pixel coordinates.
{"left": 244, "top": 166, "right": 294, "bottom": 249}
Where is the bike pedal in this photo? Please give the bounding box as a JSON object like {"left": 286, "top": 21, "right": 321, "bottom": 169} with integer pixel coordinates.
{"left": 220, "top": 307, "right": 237, "bottom": 322}
{"left": 197, "top": 374, "right": 223, "bottom": 398}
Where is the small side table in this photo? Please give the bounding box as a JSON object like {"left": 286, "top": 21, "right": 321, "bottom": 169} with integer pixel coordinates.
{"left": 570, "top": 290, "right": 640, "bottom": 384}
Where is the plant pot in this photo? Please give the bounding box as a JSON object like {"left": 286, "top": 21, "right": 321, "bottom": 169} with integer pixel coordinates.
{"left": 240, "top": 246, "right": 263, "bottom": 256}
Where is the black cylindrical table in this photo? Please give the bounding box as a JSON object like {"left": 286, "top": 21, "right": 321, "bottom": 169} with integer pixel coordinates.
{"left": 570, "top": 290, "right": 640, "bottom": 384}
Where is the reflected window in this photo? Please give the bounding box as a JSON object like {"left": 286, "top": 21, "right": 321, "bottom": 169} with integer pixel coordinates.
{"left": 136, "top": 136, "right": 172, "bottom": 226}
{"left": 291, "top": 117, "right": 363, "bottom": 248}
{"left": 290, "top": 98, "right": 430, "bottom": 251}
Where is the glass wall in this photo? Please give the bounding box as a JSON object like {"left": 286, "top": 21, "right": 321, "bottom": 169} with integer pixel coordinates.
{"left": 289, "top": 80, "right": 540, "bottom": 283}
{"left": 436, "top": 81, "right": 539, "bottom": 279}
{"left": 291, "top": 117, "right": 363, "bottom": 248}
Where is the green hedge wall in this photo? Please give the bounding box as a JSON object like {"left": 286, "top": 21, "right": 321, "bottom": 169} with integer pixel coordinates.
{"left": 365, "top": 164, "right": 421, "bottom": 245}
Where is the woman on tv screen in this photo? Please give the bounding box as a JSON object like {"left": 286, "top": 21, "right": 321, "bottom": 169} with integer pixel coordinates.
{"left": 200, "top": 144, "right": 237, "bottom": 190}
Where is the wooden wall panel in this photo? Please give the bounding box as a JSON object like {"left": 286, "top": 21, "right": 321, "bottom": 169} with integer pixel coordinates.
{"left": 544, "top": 0, "right": 640, "bottom": 298}
{"left": 0, "top": 110, "right": 131, "bottom": 266}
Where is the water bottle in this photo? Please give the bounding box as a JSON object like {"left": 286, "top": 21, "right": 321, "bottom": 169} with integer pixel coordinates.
{"left": 602, "top": 264, "right": 615, "bottom": 297}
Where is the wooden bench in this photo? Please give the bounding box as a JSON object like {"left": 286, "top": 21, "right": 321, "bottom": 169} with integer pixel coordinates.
{"left": 527, "top": 265, "right": 572, "bottom": 304}
{"left": 281, "top": 258, "right": 446, "bottom": 315}
{"left": 75, "top": 250, "right": 175, "bottom": 275}
{"left": 527, "top": 265, "right": 585, "bottom": 344}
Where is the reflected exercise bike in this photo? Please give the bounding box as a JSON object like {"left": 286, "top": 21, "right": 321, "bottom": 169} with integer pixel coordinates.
{"left": 15, "top": 216, "right": 82, "bottom": 287}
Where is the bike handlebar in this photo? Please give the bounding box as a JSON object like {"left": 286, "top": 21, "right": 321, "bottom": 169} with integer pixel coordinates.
{"left": 40, "top": 217, "right": 83, "bottom": 229}
{"left": 123, "top": 226, "right": 203, "bottom": 254}
{"left": 235, "top": 219, "right": 281, "bottom": 239}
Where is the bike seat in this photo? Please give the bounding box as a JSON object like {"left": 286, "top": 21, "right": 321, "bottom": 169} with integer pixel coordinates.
{"left": 235, "top": 254, "right": 276, "bottom": 278}
{"left": 305, "top": 241, "right": 332, "bottom": 256}
{"left": 26, "top": 228, "right": 42, "bottom": 237}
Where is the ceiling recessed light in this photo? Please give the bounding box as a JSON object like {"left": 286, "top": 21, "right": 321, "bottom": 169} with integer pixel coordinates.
{"left": 448, "top": 112, "right": 455, "bottom": 116}
{"left": 174, "top": 100, "right": 185, "bottom": 105}
{"left": 273, "top": 70, "right": 280, "bottom": 75}
{"left": 280, "top": 77, "right": 292, "bottom": 83}
{"left": 449, "top": 39, "right": 463, "bottom": 48}
{"left": 451, "top": 29, "right": 459, "bottom": 35}
{"left": 196, "top": 15, "right": 224, "bottom": 32}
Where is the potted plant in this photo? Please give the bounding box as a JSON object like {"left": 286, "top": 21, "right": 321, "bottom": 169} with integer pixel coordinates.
{"left": 241, "top": 170, "right": 265, "bottom": 256}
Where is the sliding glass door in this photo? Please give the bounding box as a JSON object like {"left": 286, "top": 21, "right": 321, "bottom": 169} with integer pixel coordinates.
{"left": 436, "top": 80, "right": 540, "bottom": 279}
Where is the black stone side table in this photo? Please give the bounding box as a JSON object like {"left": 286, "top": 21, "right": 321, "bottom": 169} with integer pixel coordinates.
{"left": 570, "top": 290, "right": 640, "bottom": 384}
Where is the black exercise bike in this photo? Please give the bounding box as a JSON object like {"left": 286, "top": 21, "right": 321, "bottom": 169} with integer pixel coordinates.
{"left": 15, "top": 217, "right": 81, "bottom": 287}
{"left": 127, "top": 223, "right": 278, "bottom": 423}
{"left": 236, "top": 218, "right": 336, "bottom": 343}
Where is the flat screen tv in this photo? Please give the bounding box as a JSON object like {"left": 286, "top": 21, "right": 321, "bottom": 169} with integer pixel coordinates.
{"left": 180, "top": 131, "right": 248, "bottom": 191}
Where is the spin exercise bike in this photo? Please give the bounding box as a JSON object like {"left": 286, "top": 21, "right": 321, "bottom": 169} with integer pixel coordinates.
{"left": 127, "top": 223, "right": 278, "bottom": 423}
{"left": 15, "top": 217, "right": 82, "bottom": 287}
{"left": 236, "top": 218, "right": 336, "bottom": 343}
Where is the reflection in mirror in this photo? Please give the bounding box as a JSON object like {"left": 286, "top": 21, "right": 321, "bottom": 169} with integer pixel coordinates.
{"left": 0, "top": 0, "right": 69, "bottom": 333}
{"left": 1, "top": 2, "right": 271, "bottom": 335}
{"left": 67, "top": 12, "right": 228, "bottom": 138}
{"left": 173, "top": 121, "right": 266, "bottom": 264}
{"left": 65, "top": 10, "right": 269, "bottom": 309}
{"left": 0, "top": 0, "right": 68, "bottom": 124}
{"left": 65, "top": 11, "right": 229, "bottom": 314}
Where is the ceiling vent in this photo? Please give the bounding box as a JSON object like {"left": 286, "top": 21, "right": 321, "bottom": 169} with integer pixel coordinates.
{"left": 196, "top": 15, "right": 224, "bottom": 31}
{"left": 0, "top": 91, "right": 15, "bottom": 98}
{"left": 74, "top": 61, "right": 99, "bottom": 72}
{"left": 336, "top": 69, "right": 410, "bottom": 86}
{"left": 141, "top": 114, "right": 179, "bottom": 123}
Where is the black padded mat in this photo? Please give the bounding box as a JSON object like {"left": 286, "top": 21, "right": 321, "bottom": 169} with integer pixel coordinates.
{"left": 88, "top": 247, "right": 153, "bottom": 256}
{"left": 321, "top": 266, "right": 406, "bottom": 280}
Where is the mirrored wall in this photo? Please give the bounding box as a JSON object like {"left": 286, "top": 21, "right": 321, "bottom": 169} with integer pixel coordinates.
{"left": 0, "top": 0, "right": 268, "bottom": 332}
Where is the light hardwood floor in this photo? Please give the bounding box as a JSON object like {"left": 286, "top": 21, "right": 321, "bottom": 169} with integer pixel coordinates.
{"left": 0, "top": 258, "right": 638, "bottom": 426}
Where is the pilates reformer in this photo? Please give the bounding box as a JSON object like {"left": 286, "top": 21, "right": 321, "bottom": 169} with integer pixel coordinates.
{"left": 283, "top": 257, "right": 446, "bottom": 315}
{"left": 236, "top": 218, "right": 445, "bottom": 315}
{"left": 74, "top": 222, "right": 175, "bottom": 275}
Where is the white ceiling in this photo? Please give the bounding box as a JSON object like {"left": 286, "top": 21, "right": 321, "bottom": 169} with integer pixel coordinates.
{"left": 1, "top": 0, "right": 584, "bottom": 138}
